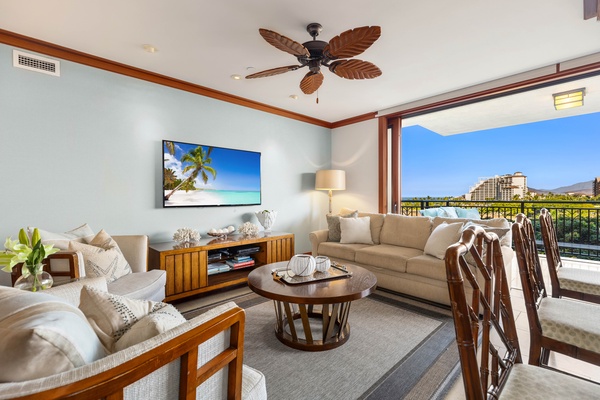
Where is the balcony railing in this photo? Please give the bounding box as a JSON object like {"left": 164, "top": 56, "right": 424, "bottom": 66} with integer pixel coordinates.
{"left": 400, "top": 199, "right": 600, "bottom": 261}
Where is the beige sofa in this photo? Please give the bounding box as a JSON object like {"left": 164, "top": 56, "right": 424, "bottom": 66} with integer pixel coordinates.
{"left": 310, "top": 213, "right": 514, "bottom": 306}
{"left": 0, "top": 281, "right": 266, "bottom": 399}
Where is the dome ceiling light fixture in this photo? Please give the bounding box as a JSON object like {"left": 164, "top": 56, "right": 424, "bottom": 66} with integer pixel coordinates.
{"left": 245, "top": 23, "right": 382, "bottom": 95}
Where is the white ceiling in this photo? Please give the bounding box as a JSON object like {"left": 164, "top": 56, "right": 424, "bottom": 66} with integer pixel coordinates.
{"left": 1, "top": 0, "right": 600, "bottom": 124}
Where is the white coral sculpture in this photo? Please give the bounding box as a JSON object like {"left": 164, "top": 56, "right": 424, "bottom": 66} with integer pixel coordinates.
{"left": 238, "top": 222, "right": 259, "bottom": 237}
{"left": 173, "top": 227, "right": 200, "bottom": 243}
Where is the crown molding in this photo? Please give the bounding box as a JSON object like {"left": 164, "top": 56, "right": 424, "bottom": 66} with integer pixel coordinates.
{"left": 0, "top": 29, "right": 334, "bottom": 129}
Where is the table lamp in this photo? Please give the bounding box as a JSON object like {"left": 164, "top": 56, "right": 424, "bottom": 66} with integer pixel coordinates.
{"left": 315, "top": 169, "right": 346, "bottom": 214}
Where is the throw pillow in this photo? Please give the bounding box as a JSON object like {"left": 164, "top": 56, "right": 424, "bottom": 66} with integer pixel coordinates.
{"left": 326, "top": 211, "right": 358, "bottom": 242}
{"left": 0, "top": 286, "right": 106, "bottom": 382}
{"left": 69, "top": 229, "right": 132, "bottom": 282}
{"left": 455, "top": 207, "right": 481, "bottom": 219}
{"left": 419, "top": 208, "right": 440, "bottom": 217}
{"left": 114, "top": 305, "right": 186, "bottom": 351}
{"left": 462, "top": 221, "right": 510, "bottom": 242}
{"left": 44, "top": 276, "right": 109, "bottom": 307}
{"left": 340, "top": 216, "right": 374, "bottom": 245}
{"left": 34, "top": 223, "right": 95, "bottom": 250}
{"left": 438, "top": 207, "right": 459, "bottom": 218}
{"left": 423, "top": 221, "right": 465, "bottom": 260}
{"left": 79, "top": 285, "right": 184, "bottom": 353}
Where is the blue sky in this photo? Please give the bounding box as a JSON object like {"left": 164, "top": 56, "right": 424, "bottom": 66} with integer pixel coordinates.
{"left": 402, "top": 112, "right": 600, "bottom": 198}
{"left": 164, "top": 141, "right": 261, "bottom": 191}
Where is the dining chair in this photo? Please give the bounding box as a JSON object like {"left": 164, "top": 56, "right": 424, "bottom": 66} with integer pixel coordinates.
{"left": 445, "top": 224, "right": 599, "bottom": 399}
{"left": 539, "top": 208, "right": 600, "bottom": 304}
{"left": 513, "top": 213, "right": 600, "bottom": 367}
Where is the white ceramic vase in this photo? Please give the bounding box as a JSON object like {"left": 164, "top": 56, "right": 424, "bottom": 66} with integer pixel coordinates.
{"left": 315, "top": 256, "right": 331, "bottom": 272}
{"left": 255, "top": 210, "right": 277, "bottom": 232}
{"left": 288, "top": 254, "right": 316, "bottom": 276}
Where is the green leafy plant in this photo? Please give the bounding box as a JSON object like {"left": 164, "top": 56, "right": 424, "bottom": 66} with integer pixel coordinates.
{"left": 0, "top": 228, "right": 60, "bottom": 279}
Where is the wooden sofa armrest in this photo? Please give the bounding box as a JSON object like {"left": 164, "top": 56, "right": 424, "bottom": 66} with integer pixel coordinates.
{"left": 10, "top": 251, "right": 80, "bottom": 286}
{"left": 12, "top": 305, "right": 246, "bottom": 400}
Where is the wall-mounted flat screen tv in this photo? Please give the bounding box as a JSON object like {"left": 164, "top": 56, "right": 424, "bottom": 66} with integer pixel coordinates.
{"left": 163, "top": 140, "right": 261, "bottom": 208}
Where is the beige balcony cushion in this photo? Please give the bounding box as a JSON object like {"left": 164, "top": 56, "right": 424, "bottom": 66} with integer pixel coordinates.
{"left": 539, "top": 297, "right": 600, "bottom": 353}
{"left": 380, "top": 214, "right": 432, "bottom": 250}
{"left": 502, "top": 364, "right": 599, "bottom": 399}
{"left": 317, "top": 242, "right": 370, "bottom": 261}
{"left": 559, "top": 267, "right": 600, "bottom": 296}
{"left": 355, "top": 244, "right": 422, "bottom": 273}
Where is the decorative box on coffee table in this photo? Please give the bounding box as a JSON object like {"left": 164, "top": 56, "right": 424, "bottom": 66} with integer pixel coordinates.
{"left": 149, "top": 232, "right": 294, "bottom": 302}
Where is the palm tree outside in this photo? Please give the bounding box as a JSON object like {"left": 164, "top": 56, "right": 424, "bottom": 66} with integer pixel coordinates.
{"left": 164, "top": 146, "right": 217, "bottom": 200}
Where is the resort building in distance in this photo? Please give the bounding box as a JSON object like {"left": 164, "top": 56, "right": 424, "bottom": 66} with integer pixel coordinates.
{"left": 465, "top": 172, "right": 528, "bottom": 201}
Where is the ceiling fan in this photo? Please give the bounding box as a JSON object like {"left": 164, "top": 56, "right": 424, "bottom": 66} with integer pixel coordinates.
{"left": 245, "top": 23, "right": 382, "bottom": 95}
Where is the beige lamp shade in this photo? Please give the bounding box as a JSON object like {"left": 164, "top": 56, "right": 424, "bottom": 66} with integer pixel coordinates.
{"left": 315, "top": 170, "right": 346, "bottom": 214}
{"left": 315, "top": 170, "right": 346, "bottom": 191}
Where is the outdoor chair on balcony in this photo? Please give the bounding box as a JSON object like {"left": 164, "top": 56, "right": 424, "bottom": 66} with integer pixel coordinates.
{"left": 539, "top": 208, "right": 600, "bottom": 304}
{"left": 445, "top": 225, "right": 599, "bottom": 399}
{"left": 513, "top": 213, "right": 600, "bottom": 368}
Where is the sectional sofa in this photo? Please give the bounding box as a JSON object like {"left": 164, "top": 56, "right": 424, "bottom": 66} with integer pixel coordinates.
{"left": 309, "top": 211, "right": 514, "bottom": 306}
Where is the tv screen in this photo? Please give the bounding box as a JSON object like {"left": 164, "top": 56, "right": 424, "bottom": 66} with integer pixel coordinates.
{"left": 163, "top": 140, "right": 261, "bottom": 207}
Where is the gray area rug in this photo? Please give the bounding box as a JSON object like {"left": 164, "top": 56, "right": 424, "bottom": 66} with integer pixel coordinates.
{"left": 182, "top": 290, "right": 460, "bottom": 400}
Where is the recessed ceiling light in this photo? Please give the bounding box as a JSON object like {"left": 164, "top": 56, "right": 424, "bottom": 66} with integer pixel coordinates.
{"left": 289, "top": 95, "right": 299, "bottom": 100}
{"left": 246, "top": 67, "right": 255, "bottom": 71}
{"left": 231, "top": 74, "right": 242, "bottom": 80}
{"left": 142, "top": 44, "right": 157, "bottom": 53}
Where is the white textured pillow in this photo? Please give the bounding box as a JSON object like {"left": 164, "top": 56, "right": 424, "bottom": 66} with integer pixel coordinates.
{"left": 69, "top": 229, "right": 132, "bottom": 283}
{"left": 424, "top": 221, "right": 464, "bottom": 260}
{"left": 115, "top": 305, "right": 186, "bottom": 351}
{"left": 44, "top": 276, "right": 109, "bottom": 307}
{"left": 0, "top": 286, "right": 106, "bottom": 381}
{"left": 79, "top": 286, "right": 184, "bottom": 353}
{"left": 340, "top": 216, "right": 374, "bottom": 245}
{"left": 34, "top": 223, "right": 95, "bottom": 250}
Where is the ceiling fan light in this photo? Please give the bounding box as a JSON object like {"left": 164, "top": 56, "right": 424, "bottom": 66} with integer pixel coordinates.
{"left": 553, "top": 88, "right": 585, "bottom": 110}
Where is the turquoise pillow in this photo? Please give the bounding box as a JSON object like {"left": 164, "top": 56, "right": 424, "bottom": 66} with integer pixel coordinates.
{"left": 438, "top": 207, "right": 459, "bottom": 218}
{"left": 419, "top": 208, "right": 440, "bottom": 217}
{"left": 456, "top": 207, "right": 481, "bottom": 219}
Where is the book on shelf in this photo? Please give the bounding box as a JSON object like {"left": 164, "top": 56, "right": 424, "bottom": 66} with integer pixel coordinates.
{"left": 232, "top": 255, "right": 253, "bottom": 262}
{"left": 207, "top": 262, "right": 231, "bottom": 275}
{"left": 225, "top": 259, "right": 255, "bottom": 269}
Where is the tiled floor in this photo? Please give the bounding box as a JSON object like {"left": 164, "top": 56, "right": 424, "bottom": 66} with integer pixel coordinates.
{"left": 444, "top": 256, "right": 600, "bottom": 399}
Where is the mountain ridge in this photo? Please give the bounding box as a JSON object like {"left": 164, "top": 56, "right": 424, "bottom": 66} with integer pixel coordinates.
{"left": 529, "top": 180, "right": 593, "bottom": 195}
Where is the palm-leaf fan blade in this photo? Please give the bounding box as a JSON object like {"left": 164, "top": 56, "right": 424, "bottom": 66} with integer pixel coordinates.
{"left": 299, "top": 71, "right": 324, "bottom": 94}
{"left": 324, "top": 26, "right": 381, "bottom": 59}
{"left": 246, "top": 65, "right": 300, "bottom": 79}
{"left": 259, "top": 29, "right": 310, "bottom": 57}
{"left": 329, "top": 59, "right": 382, "bottom": 79}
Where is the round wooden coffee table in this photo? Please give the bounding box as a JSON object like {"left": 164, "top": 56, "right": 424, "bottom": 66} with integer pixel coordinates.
{"left": 247, "top": 262, "right": 377, "bottom": 351}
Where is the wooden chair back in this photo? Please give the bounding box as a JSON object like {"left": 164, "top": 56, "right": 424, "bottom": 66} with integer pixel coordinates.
{"left": 539, "top": 208, "right": 562, "bottom": 297}
{"left": 445, "top": 225, "right": 521, "bottom": 400}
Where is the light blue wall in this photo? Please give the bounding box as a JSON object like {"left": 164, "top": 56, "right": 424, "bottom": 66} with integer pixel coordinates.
{"left": 0, "top": 44, "right": 331, "bottom": 285}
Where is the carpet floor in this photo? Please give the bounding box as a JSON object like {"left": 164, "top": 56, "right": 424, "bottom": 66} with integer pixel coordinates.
{"left": 181, "top": 289, "right": 460, "bottom": 400}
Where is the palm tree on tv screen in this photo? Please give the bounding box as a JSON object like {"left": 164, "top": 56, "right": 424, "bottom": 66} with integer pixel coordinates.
{"left": 164, "top": 146, "right": 217, "bottom": 200}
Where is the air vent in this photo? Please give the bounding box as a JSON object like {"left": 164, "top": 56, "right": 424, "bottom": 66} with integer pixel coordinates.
{"left": 13, "top": 50, "right": 60, "bottom": 77}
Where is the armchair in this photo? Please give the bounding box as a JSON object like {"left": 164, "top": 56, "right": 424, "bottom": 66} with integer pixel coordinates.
{"left": 12, "top": 234, "right": 166, "bottom": 302}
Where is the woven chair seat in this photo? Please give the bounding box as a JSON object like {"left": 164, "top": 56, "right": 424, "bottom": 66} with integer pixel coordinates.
{"left": 559, "top": 267, "right": 600, "bottom": 296}
{"left": 539, "top": 297, "right": 600, "bottom": 353}
{"left": 502, "top": 364, "right": 599, "bottom": 399}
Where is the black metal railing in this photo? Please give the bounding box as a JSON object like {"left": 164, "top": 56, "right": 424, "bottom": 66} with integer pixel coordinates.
{"left": 400, "top": 199, "right": 600, "bottom": 261}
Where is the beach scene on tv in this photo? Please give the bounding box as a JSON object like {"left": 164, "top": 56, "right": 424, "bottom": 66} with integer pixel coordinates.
{"left": 163, "top": 140, "right": 261, "bottom": 207}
